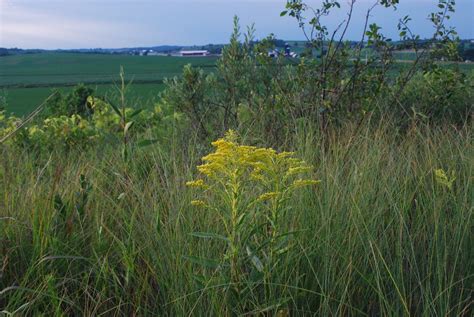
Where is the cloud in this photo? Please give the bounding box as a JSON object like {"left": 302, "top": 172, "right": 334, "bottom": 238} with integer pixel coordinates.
{"left": 1, "top": 0, "right": 472, "bottom": 49}
{"left": 0, "top": 1, "right": 146, "bottom": 48}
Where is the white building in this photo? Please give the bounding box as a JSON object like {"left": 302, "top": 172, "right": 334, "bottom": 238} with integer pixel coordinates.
{"left": 180, "top": 50, "right": 210, "bottom": 57}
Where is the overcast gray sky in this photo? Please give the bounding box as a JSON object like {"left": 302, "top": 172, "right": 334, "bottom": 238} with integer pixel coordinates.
{"left": 1, "top": 0, "right": 472, "bottom": 49}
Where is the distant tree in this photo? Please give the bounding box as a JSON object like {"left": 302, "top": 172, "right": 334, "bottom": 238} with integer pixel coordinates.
{"left": 273, "top": 39, "right": 286, "bottom": 47}
{"left": 458, "top": 44, "right": 474, "bottom": 61}
{"left": 0, "top": 48, "right": 10, "bottom": 56}
{"left": 462, "top": 49, "right": 474, "bottom": 61}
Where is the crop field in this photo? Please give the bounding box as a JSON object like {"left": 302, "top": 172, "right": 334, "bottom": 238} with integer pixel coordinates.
{"left": 0, "top": 53, "right": 218, "bottom": 116}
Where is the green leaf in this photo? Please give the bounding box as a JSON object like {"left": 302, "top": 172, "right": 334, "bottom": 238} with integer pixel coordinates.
{"left": 121, "top": 146, "right": 129, "bottom": 161}
{"left": 280, "top": 10, "right": 288, "bottom": 16}
{"left": 190, "top": 232, "right": 229, "bottom": 242}
{"left": 191, "top": 273, "right": 207, "bottom": 288}
{"left": 124, "top": 121, "right": 134, "bottom": 136}
{"left": 137, "top": 139, "right": 159, "bottom": 148}
{"left": 235, "top": 211, "right": 249, "bottom": 228}
{"left": 129, "top": 109, "right": 143, "bottom": 118}
{"left": 106, "top": 99, "right": 122, "bottom": 117}
{"left": 248, "top": 268, "right": 264, "bottom": 283}
{"left": 183, "top": 256, "right": 221, "bottom": 269}
{"left": 246, "top": 246, "right": 264, "bottom": 272}
{"left": 275, "top": 229, "right": 307, "bottom": 239}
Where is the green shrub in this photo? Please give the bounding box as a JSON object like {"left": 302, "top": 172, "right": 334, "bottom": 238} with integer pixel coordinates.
{"left": 399, "top": 68, "right": 473, "bottom": 125}
{"left": 43, "top": 84, "right": 95, "bottom": 118}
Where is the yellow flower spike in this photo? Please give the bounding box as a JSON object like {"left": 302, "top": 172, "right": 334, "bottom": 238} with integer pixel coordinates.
{"left": 285, "top": 165, "right": 313, "bottom": 178}
{"left": 211, "top": 139, "right": 231, "bottom": 149}
{"left": 277, "top": 151, "right": 295, "bottom": 159}
{"left": 186, "top": 179, "right": 207, "bottom": 188}
{"left": 434, "top": 168, "right": 455, "bottom": 190}
{"left": 191, "top": 200, "right": 206, "bottom": 207}
{"left": 292, "top": 179, "right": 321, "bottom": 188}
{"left": 286, "top": 158, "right": 301, "bottom": 165}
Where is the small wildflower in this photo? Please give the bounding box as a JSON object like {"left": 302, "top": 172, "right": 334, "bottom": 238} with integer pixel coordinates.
{"left": 186, "top": 179, "right": 207, "bottom": 188}
{"left": 191, "top": 200, "right": 206, "bottom": 207}
{"left": 434, "top": 168, "right": 455, "bottom": 190}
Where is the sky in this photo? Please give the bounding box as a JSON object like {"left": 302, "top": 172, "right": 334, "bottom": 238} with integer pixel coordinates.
{"left": 1, "top": 0, "right": 473, "bottom": 49}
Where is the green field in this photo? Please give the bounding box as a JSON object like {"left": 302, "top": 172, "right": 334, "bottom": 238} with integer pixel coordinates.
{"left": 0, "top": 53, "right": 217, "bottom": 116}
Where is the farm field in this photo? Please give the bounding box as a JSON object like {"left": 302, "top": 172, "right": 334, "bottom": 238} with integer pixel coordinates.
{"left": 0, "top": 53, "right": 218, "bottom": 115}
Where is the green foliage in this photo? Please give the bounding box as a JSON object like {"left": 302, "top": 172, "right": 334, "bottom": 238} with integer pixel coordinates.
{"left": 1, "top": 122, "right": 472, "bottom": 315}
{"left": 399, "top": 68, "right": 473, "bottom": 125}
{"left": 28, "top": 114, "right": 98, "bottom": 148}
{"left": 161, "top": 64, "right": 215, "bottom": 137}
{"left": 66, "top": 84, "right": 95, "bottom": 117}
{"left": 162, "top": 16, "right": 260, "bottom": 138}
{"left": 163, "top": 1, "right": 470, "bottom": 144}
{"left": 43, "top": 84, "right": 94, "bottom": 117}
{"left": 0, "top": 84, "right": 177, "bottom": 150}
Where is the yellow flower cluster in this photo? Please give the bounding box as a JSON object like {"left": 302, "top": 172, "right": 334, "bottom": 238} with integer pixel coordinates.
{"left": 187, "top": 130, "right": 319, "bottom": 207}
{"left": 191, "top": 200, "right": 206, "bottom": 207}
{"left": 434, "top": 168, "right": 455, "bottom": 190}
{"left": 186, "top": 179, "right": 207, "bottom": 188}
{"left": 292, "top": 179, "right": 321, "bottom": 188}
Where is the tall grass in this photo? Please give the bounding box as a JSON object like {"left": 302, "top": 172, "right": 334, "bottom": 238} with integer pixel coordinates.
{"left": 1, "top": 120, "right": 472, "bottom": 315}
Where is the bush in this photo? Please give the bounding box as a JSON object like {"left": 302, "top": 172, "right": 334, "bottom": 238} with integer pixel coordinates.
{"left": 399, "top": 68, "right": 473, "bottom": 125}
{"left": 44, "top": 84, "right": 95, "bottom": 118}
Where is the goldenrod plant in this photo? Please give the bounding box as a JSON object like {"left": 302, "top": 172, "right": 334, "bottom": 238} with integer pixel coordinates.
{"left": 186, "top": 130, "right": 319, "bottom": 313}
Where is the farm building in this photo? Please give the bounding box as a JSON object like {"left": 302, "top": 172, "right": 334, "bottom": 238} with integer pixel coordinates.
{"left": 180, "top": 50, "right": 210, "bottom": 57}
